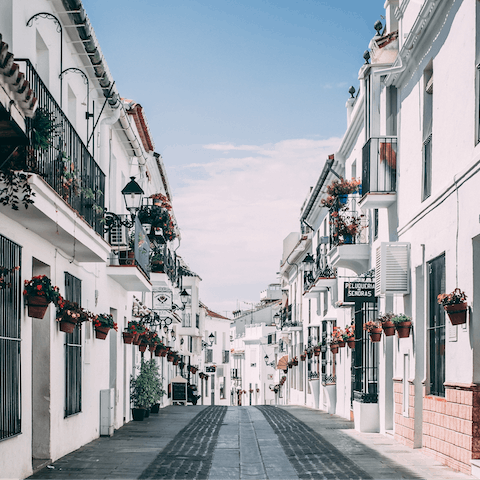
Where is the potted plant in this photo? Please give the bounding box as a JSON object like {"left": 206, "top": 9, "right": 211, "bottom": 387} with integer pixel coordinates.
{"left": 56, "top": 300, "right": 93, "bottom": 333}
{"left": 344, "top": 324, "right": 355, "bottom": 349}
{"left": 23, "top": 275, "right": 62, "bottom": 319}
{"left": 392, "top": 314, "right": 412, "bottom": 338}
{"left": 332, "top": 327, "right": 345, "bottom": 348}
{"left": 363, "top": 320, "right": 382, "bottom": 342}
{"left": 314, "top": 343, "right": 321, "bottom": 356}
{"left": 300, "top": 353, "right": 306, "bottom": 361}
{"left": 331, "top": 212, "right": 363, "bottom": 245}
{"left": 437, "top": 288, "right": 468, "bottom": 325}
{"left": 321, "top": 178, "right": 361, "bottom": 208}
{"left": 93, "top": 313, "right": 117, "bottom": 340}
{"left": 130, "top": 359, "right": 164, "bottom": 420}
{"left": 379, "top": 312, "right": 395, "bottom": 336}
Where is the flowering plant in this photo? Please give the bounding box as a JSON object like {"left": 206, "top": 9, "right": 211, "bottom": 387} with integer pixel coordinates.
{"left": 126, "top": 320, "right": 148, "bottom": 335}
{"left": 331, "top": 327, "right": 344, "bottom": 344}
{"left": 24, "top": 275, "right": 62, "bottom": 305}
{"left": 56, "top": 300, "right": 94, "bottom": 324}
{"left": 363, "top": 320, "right": 380, "bottom": 332}
{"left": 94, "top": 313, "right": 117, "bottom": 331}
{"left": 378, "top": 312, "right": 394, "bottom": 324}
{"left": 146, "top": 332, "right": 159, "bottom": 346}
{"left": 437, "top": 288, "right": 467, "bottom": 307}
{"left": 321, "top": 178, "right": 361, "bottom": 208}
{"left": 343, "top": 324, "right": 355, "bottom": 340}
{"left": 391, "top": 314, "right": 411, "bottom": 325}
{"left": 0, "top": 265, "right": 19, "bottom": 289}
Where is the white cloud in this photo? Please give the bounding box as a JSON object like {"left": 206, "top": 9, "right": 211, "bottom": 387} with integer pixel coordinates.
{"left": 172, "top": 137, "right": 342, "bottom": 315}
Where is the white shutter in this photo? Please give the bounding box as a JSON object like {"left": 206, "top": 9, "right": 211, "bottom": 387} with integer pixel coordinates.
{"left": 375, "top": 242, "right": 410, "bottom": 295}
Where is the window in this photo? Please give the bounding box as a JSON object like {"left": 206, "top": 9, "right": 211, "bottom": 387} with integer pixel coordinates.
{"left": 219, "top": 377, "right": 225, "bottom": 399}
{"left": 65, "top": 273, "right": 82, "bottom": 416}
{"left": 374, "top": 209, "right": 379, "bottom": 239}
{"left": 222, "top": 350, "right": 229, "bottom": 364}
{"left": 422, "top": 63, "right": 433, "bottom": 201}
{"left": 182, "top": 313, "right": 191, "bottom": 328}
{"left": 206, "top": 349, "right": 213, "bottom": 363}
{"left": 0, "top": 235, "right": 22, "bottom": 440}
{"left": 196, "top": 314, "right": 200, "bottom": 329}
{"left": 428, "top": 254, "right": 445, "bottom": 397}
{"left": 352, "top": 303, "right": 378, "bottom": 404}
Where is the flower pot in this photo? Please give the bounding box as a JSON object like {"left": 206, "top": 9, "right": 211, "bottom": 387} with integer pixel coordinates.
{"left": 347, "top": 338, "right": 355, "bottom": 349}
{"left": 330, "top": 345, "right": 339, "bottom": 354}
{"left": 123, "top": 332, "right": 134, "bottom": 344}
{"left": 338, "top": 194, "right": 348, "bottom": 205}
{"left": 133, "top": 334, "right": 141, "bottom": 345}
{"left": 343, "top": 234, "right": 353, "bottom": 244}
{"left": 132, "top": 408, "right": 146, "bottom": 421}
{"left": 144, "top": 408, "right": 150, "bottom": 418}
{"left": 382, "top": 321, "right": 395, "bottom": 337}
{"left": 300, "top": 355, "right": 306, "bottom": 361}
{"left": 369, "top": 327, "right": 383, "bottom": 343}
{"left": 95, "top": 325, "right": 110, "bottom": 340}
{"left": 445, "top": 303, "right": 468, "bottom": 325}
{"left": 151, "top": 404, "right": 160, "bottom": 414}
{"left": 139, "top": 344, "right": 147, "bottom": 353}
{"left": 26, "top": 295, "right": 49, "bottom": 319}
{"left": 314, "top": 347, "right": 321, "bottom": 356}
{"left": 160, "top": 350, "right": 167, "bottom": 357}
{"left": 337, "top": 341, "right": 345, "bottom": 348}
{"left": 149, "top": 344, "right": 156, "bottom": 352}
{"left": 59, "top": 320, "right": 76, "bottom": 333}
{"left": 396, "top": 321, "right": 412, "bottom": 339}
{"left": 155, "top": 347, "right": 162, "bottom": 357}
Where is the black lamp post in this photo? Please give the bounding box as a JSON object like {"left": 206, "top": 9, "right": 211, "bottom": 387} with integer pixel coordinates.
{"left": 104, "top": 177, "right": 144, "bottom": 232}
{"left": 202, "top": 333, "right": 215, "bottom": 349}
{"left": 264, "top": 354, "right": 275, "bottom": 367}
{"left": 302, "top": 253, "right": 315, "bottom": 272}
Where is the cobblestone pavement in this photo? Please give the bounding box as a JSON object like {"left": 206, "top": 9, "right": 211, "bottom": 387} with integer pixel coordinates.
{"left": 139, "top": 406, "right": 227, "bottom": 479}
{"left": 27, "top": 404, "right": 475, "bottom": 480}
{"left": 258, "top": 406, "right": 372, "bottom": 479}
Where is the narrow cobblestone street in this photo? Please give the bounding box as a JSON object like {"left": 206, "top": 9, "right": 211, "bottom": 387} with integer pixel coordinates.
{"left": 28, "top": 405, "right": 474, "bottom": 480}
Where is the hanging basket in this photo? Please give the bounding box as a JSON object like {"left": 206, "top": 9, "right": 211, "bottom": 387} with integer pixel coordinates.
{"left": 395, "top": 321, "right": 412, "bottom": 339}
{"left": 347, "top": 338, "right": 355, "bottom": 349}
{"left": 27, "top": 295, "right": 50, "bottom": 319}
{"left": 445, "top": 303, "right": 468, "bottom": 325}
{"left": 369, "top": 327, "right": 383, "bottom": 343}
{"left": 149, "top": 344, "right": 157, "bottom": 352}
{"left": 59, "top": 320, "right": 76, "bottom": 334}
{"left": 123, "top": 332, "right": 134, "bottom": 344}
{"left": 95, "top": 325, "right": 110, "bottom": 340}
{"left": 330, "top": 344, "right": 339, "bottom": 354}
{"left": 382, "top": 321, "right": 395, "bottom": 337}
{"left": 133, "top": 334, "right": 141, "bottom": 345}
{"left": 337, "top": 341, "right": 345, "bottom": 348}
{"left": 139, "top": 344, "right": 147, "bottom": 353}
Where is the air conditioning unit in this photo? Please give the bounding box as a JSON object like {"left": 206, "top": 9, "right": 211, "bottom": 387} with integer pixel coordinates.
{"left": 108, "top": 222, "right": 129, "bottom": 246}
{"left": 375, "top": 242, "right": 410, "bottom": 296}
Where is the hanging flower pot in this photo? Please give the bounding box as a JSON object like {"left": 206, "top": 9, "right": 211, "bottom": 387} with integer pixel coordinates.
{"left": 369, "top": 327, "right": 383, "bottom": 343}
{"left": 133, "top": 334, "right": 141, "bottom": 345}
{"left": 149, "top": 344, "right": 156, "bottom": 352}
{"left": 314, "top": 347, "right": 321, "bottom": 356}
{"left": 395, "top": 321, "right": 412, "bottom": 338}
{"left": 59, "top": 320, "right": 77, "bottom": 334}
{"left": 26, "top": 295, "right": 50, "bottom": 319}
{"left": 139, "top": 344, "right": 147, "bottom": 353}
{"left": 337, "top": 341, "right": 345, "bottom": 348}
{"left": 347, "top": 338, "right": 355, "bottom": 349}
{"left": 300, "top": 354, "right": 306, "bottom": 361}
{"left": 95, "top": 325, "right": 110, "bottom": 340}
{"left": 123, "top": 331, "right": 134, "bottom": 344}
{"left": 330, "top": 344, "right": 339, "bottom": 354}
{"left": 444, "top": 303, "right": 468, "bottom": 326}
{"left": 382, "top": 320, "right": 395, "bottom": 337}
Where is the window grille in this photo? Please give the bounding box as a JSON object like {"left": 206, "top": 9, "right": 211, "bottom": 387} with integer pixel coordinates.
{"left": 182, "top": 313, "right": 191, "bottom": 328}
{"left": 65, "top": 272, "right": 82, "bottom": 417}
{"left": 222, "top": 350, "right": 230, "bottom": 364}
{"left": 352, "top": 303, "right": 378, "bottom": 404}
{"left": 428, "top": 254, "right": 445, "bottom": 397}
{"left": 206, "top": 349, "right": 213, "bottom": 363}
{"left": 0, "top": 235, "right": 22, "bottom": 440}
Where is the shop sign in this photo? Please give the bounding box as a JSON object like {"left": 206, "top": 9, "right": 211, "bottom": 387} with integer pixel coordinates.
{"left": 344, "top": 281, "right": 376, "bottom": 303}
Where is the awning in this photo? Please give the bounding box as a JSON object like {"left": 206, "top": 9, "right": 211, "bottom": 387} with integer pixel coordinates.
{"left": 277, "top": 355, "right": 288, "bottom": 370}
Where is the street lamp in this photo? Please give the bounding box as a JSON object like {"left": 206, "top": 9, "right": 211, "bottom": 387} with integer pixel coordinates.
{"left": 202, "top": 333, "right": 215, "bottom": 349}
{"left": 264, "top": 354, "right": 276, "bottom": 367}
{"left": 302, "top": 253, "right": 315, "bottom": 272}
{"left": 104, "top": 177, "right": 144, "bottom": 232}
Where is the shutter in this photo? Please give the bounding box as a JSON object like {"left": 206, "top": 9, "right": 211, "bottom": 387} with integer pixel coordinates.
{"left": 206, "top": 349, "right": 213, "bottom": 363}
{"left": 216, "top": 366, "right": 224, "bottom": 377}
{"left": 375, "top": 242, "right": 410, "bottom": 295}
{"left": 109, "top": 223, "right": 128, "bottom": 246}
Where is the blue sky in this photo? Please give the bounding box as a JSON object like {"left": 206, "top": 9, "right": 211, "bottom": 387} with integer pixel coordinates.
{"left": 83, "top": 0, "right": 383, "bottom": 315}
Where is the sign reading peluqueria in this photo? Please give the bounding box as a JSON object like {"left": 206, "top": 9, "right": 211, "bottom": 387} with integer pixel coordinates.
{"left": 344, "top": 281, "right": 376, "bottom": 303}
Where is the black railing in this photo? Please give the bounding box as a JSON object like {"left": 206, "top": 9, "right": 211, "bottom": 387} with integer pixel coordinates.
{"left": 362, "top": 136, "right": 397, "bottom": 195}
{"left": 16, "top": 59, "right": 105, "bottom": 236}
{"left": 0, "top": 235, "right": 22, "bottom": 440}
{"left": 329, "top": 195, "right": 368, "bottom": 247}
{"left": 150, "top": 245, "right": 177, "bottom": 284}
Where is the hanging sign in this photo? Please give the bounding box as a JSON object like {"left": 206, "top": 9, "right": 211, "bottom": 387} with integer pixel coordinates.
{"left": 344, "top": 281, "right": 376, "bottom": 303}
{"left": 153, "top": 287, "right": 172, "bottom": 311}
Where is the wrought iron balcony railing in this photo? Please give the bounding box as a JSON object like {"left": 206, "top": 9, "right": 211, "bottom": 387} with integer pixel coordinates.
{"left": 15, "top": 59, "right": 105, "bottom": 236}
{"left": 150, "top": 245, "right": 177, "bottom": 284}
{"left": 362, "top": 136, "right": 397, "bottom": 195}
{"left": 329, "top": 195, "right": 368, "bottom": 247}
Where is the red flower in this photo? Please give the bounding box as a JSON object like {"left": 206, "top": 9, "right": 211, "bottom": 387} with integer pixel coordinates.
{"left": 23, "top": 289, "right": 27, "bottom": 295}
{"left": 36, "top": 285, "right": 42, "bottom": 290}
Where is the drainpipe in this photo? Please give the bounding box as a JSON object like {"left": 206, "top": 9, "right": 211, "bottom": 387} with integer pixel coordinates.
{"left": 373, "top": 55, "right": 406, "bottom": 86}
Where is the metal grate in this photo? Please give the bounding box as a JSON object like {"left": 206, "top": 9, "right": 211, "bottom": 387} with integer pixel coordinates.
{"left": 64, "top": 273, "right": 82, "bottom": 417}
{"left": 0, "top": 235, "right": 22, "bottom": 440}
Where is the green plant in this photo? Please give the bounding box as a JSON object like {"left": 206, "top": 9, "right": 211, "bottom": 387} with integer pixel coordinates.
{"left": 363, "top": 320, "right": 380, "bottom": 332}
{"left": 391, "top": 314, "right": 411, "bottom": 324}
{"left": 130, "top": 359, "right": 164, "bottom": 409}
{"left": 94, "top": 313, "right": 118, "bottom": 331}
{"left": 23, "top": 275, "right": 62, "bottom": 305}
{"left": 126, "top": 320, "right": 148, "bottom": 335}
{"left": 437, "top": 288, "right": 467, "bottom": 307}
{"left": 378, "top": 312, "right": 394, "bottom": 323}
{"left": 56, "top": 300, "right": 95, "bottom": 324}
{"left": 31, "top": 108, "right": 60, "bottom": 151}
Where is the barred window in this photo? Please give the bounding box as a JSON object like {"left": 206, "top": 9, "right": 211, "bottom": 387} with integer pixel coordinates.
{"left": 222, "top": 350, "right": 229, "bottom": 364}
{"left": 65, "top": 273, "right": 82, "bottom": 417}
{"left": 0, "top": 235, "right": 22, "bottom": 440}
{"left": 182, "top": 313, "right": 191, "bottom": 328}
{"left": 206, "top": 349, "right": 213, "bottom": 363}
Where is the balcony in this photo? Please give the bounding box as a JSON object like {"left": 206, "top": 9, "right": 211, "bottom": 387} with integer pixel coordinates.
{"left": 304, "top": 249, "right": 336, "bottom": 297}
{"left": 106, "top": 220, "right": 151, "bottom": 291}
{"left": 359, "top": 136, "right": 397, "bottom": 210}
{"left": 0, "top": 59, "right": 109, "bottom": 262}
{"left": 150, "top": 245, "right": 178, "bottom": 286}
{"left": 328, "top": 195, "right": 370, "bottom": 274}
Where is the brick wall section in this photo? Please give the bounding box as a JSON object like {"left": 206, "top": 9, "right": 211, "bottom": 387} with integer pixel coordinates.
{"left": 422, "top": 383, "right": 480, "bottom": 475}
{"left": 393, "top": 379, "right": 415, "bottom": 448}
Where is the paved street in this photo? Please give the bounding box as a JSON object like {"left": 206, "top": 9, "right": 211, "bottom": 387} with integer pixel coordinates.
{"left": 29, "top": 405, "right": 474, "bottom": 480}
